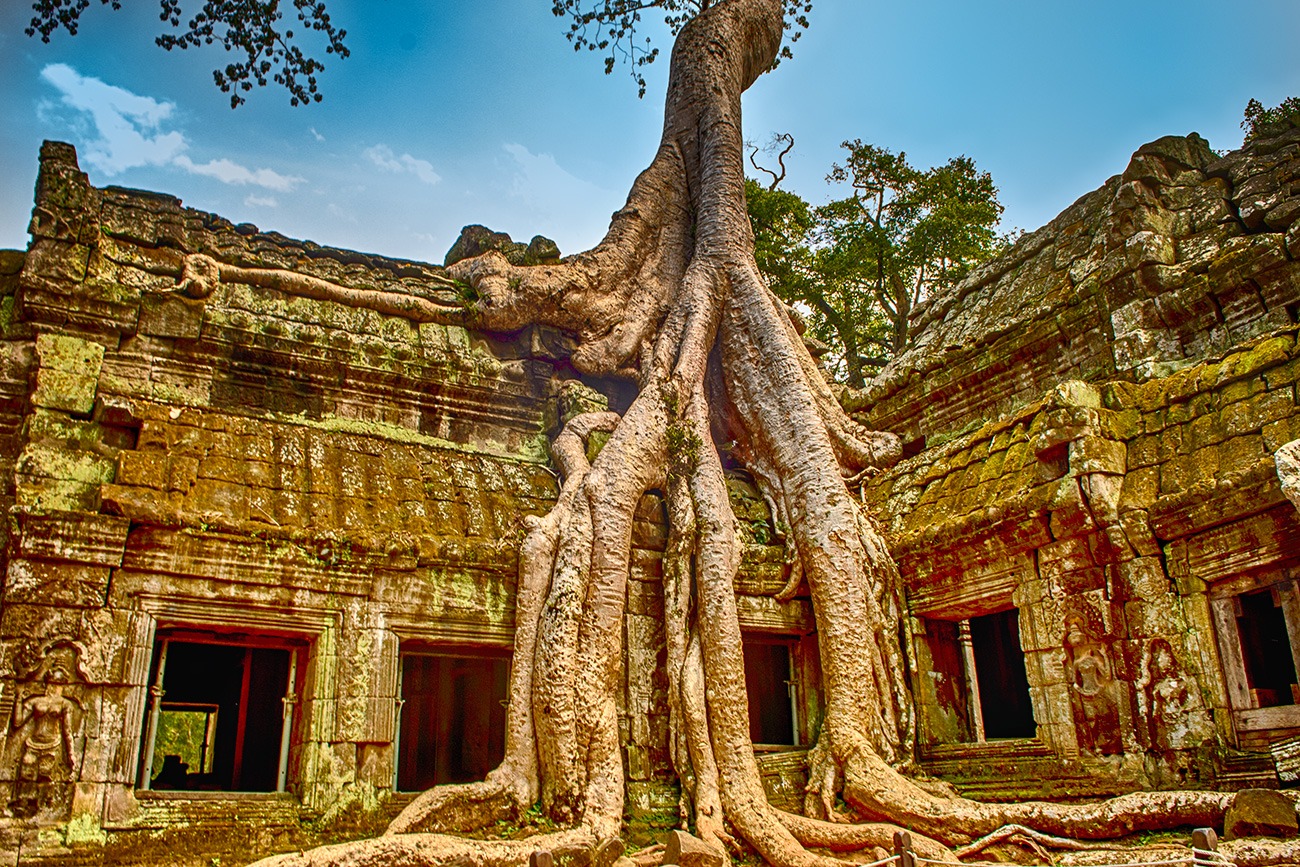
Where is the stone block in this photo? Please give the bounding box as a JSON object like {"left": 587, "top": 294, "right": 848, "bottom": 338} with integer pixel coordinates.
{"left": 1114, "top": 558, "right": 1172, "bottom": 601}
{"left": 15, "top": 512, "right": 129, "bottom": 567}
{"left": 1048, "top": 479, "right": 1097, "bottom": 539}
{"left": 3, "top": 559, "right": 111, "bottom": 608}
{"left": 1224, "top": 789, "right": 1299, "bottom": 839}
{"left": 115, "top": 451, "right": 167, "bottom": 490}
{"left": 1118, "top": 509, "right": 1160, "bottom": 557}
{"left": 1119, "top": 466, "right": 1159, "bottom": 512}
{"left": 33, "top": 334, "right": 105, "bottom": 414}
{"left": 1059, "top": 567, "right": 1107, "bottom": 595}
{"left": 16, "top": 476, "right": 101, "bottom": 512}
{"left": 16, "top": 442, "right": 115, "bottom": 487}
{"left": 1220, "top": 434, "right": 1266, "bottom": 478}
{"left": 165, "top": 456, "right": 199, "bottom": 492}
{"left": 1124, "top": 600, "right": 1183, "bottom": 640}
{"left": 664, "top": 830, "right": 724, "bottom": 867}
{"left": 138, "top": 290, "right": 204, "bottom": 339}
{"left": 1264, "top": 416, "right": 1300, "bottom": 454}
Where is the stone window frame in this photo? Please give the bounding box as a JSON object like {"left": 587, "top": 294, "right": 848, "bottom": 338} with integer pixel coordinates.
{"left": 906, "top": 567, "right": 1049, "bottom": 758}
{"left": 126, "top": 594, "right": 341, "bottom": 799}
{"left": 1207, "top": 567, "right": 1300, "bottom": 738}
{"left": 392, "top": 641, "right": 513, "bottom": 792}
{"left": 912, "top": 608, "right": 1042, "bottom": 749}
{"left": 736, "top": 596, "right": 819, "bottom": 752}
{"left": 739, "top": 632, "right": 804, "bottom": 749}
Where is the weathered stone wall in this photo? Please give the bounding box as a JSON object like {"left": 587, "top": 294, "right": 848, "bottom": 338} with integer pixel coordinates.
{"left": 854, "top": 129, "right": 1300, "bottom": 448}
{"left": 0, "top": 141, "right": 571, "bottom": 863}
{"left": 862, "top": 124, "right": 1300, "bottom": 798}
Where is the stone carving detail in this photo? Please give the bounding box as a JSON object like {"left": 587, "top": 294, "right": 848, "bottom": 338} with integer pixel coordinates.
{"left": 4, "top": 640, "right": 88, "bottom": 819}
{"left": 1134, "top": 636, "right": 1214, "bottom": 786}
{"left": 1138, "top": 638, "right": 1197, "bottom": 750}
{"left": 1063, "top": 601, "right": 1123, "bottom": 756}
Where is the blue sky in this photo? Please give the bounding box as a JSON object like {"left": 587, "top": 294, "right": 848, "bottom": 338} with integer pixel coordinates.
{"left": 2, "top": 1, "right": 1297, "bottom": 262}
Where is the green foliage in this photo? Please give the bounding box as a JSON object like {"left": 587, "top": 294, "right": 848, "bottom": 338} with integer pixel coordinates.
{"left": 746, "top": 141, "right": 1005, "bottom": 387}
{"left": 26, "top": 0, "right": 349, "bottom": 108}
{"left": 151, "top": 707, "right": 216, "bottom": 778}
{"left": 1242, "top": 96, "right": 1300, "bottom": 143}
{"left": 551, "top": 0, "right": 813, "bottom": 98}
{"left": 487, "top": 802, "right": 560, "bottom": 839}
{"left": 666, "top": 422, "right": 702, "bottom": 477}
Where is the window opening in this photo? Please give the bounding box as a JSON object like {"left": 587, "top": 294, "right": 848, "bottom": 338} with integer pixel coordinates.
{"left": 140, "top": 636, "right": 299, "bottom": 792}
{"left": 149, "top": 703, "right": 219, "bottom": 785}
{"left": 741, "top": 637, "right": 798, "bottom": 747}
{"left": 969, "top": 608, "right": 1035, "bottom": 739}
{"left": 396, "top": 650, "right": 509, "bottom": 791}
{"left": 1236, "top": 588, "right": 1299, "bottom": 708}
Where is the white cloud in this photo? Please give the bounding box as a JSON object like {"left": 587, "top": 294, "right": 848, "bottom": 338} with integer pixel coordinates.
{"left": 327, "top": 203, "right": 358, "bottom": 224}
{"left": 364, "top": 144, "right": 441, "bottom": 185}
{"left": 502, "top": 143, "right": 608, "bottom": 206}
{"left": 244, "top": 194, "right": 279, "bottom": 208}
{"left": 174, "top": 156, "right": 302, "bottom": 191}
{"left": 40, "top": 63, "right": 184, "bottom": 174}
{"left": 310, "top": 127, "right": 325, "bottom": 142}
{"left": 39, "top": 63, "right": 303, "bottom": 192}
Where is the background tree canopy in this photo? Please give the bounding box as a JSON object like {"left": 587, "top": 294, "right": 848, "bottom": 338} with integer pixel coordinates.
{"left": 26, "top": 0, "right": 349, "bottom": 108}
{"left": 1242, "top": 95, "right": 1300, "bottom": 142}
{"left": 26, "top": 0, "right": 813, "bottom": 105}
{"left": 747, "top": 141, "right": 1005, "bottom": 389}
{"left": 552, "top": 0, "right": 812, "bottom": 96}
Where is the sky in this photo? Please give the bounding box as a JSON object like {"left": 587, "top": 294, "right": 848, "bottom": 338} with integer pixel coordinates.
{"left": 2, "top": 1, "right": 1298, "bottom": 263}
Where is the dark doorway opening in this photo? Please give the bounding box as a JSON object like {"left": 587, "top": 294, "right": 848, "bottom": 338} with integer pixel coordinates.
{"left": 142, "top": 637, "right": 298, "bottom": 792}
{"left": 741, "top": 638, "right": 797, "bottom": 746}
{"left": 397, "top": 650, "right": 509, "bottom": 791}
{"left": 969, "top": 608, "right": 1035, "bottom": 739}
{"left": 1236, "top": 589, "right": 1299, "bottom": 708}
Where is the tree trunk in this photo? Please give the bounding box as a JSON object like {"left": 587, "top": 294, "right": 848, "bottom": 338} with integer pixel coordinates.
{"left": 234, "top": 1, "right": 1243, "bottom": 863}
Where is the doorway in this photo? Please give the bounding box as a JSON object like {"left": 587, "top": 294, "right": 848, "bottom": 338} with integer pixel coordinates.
{"left": 741, "top": 637, "right": 799, "bottom": 746}
{"left": 969, "top": 608, "right": 1035, "bottom": 739}
{"left": 396, "top": 649, "right": 509, "bottom": 791}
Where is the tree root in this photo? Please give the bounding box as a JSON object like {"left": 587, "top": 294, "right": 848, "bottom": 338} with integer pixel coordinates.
{"left": 256, "top": 828, "right": 599, "bottom": 867}
{"left": 777, "top": 811, "right": 953, "bottom": 861}
{"left": 841, "top": 749, "right": 1232, "bottom": 846}
{"left": 955, "top": 825, "right": 1121, "bottom": 859}
{"left": 1217, "top": 838, "right": 1300, "bottom": 867}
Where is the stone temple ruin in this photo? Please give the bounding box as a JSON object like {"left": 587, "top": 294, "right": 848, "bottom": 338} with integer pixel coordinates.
{"left": 0, "top": 124, "right": 1298, "bottom": 864}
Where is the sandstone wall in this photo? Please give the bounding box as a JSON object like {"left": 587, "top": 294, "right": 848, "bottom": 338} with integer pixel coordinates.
{"left": 863, "top": 125, "right": 1300, "bottom": 797}
{"left": 0, "top": 141, "right": 568, "bottom": 863}
{"left": 854, "top": 128, "right": 1300, "bottom": 448}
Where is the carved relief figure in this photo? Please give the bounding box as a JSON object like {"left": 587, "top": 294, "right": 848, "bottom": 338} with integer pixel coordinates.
{"left": 1063, "top": 603, "right": 1123, "bottom": 756}
{"left": 5, "top": 640, "right": 86, "bottom": 819}
{"left": 1140, "top": 637, "right": 1196, "bottom": 752}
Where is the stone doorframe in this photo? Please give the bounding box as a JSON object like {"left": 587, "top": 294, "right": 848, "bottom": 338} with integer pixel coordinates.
{"left": 123, "top": 594, "right": 341, "bottom": 805}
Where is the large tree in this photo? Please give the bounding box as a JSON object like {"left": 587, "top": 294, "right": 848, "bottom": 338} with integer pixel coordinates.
{"left": 746, "top": 143, "right": 1004, "bottom": 389}
{"left": 33, "top": 2, "right": 1238, "bottom": 865}
{"left": 817, "top": 142, "right": 1004, "bottom": 365}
